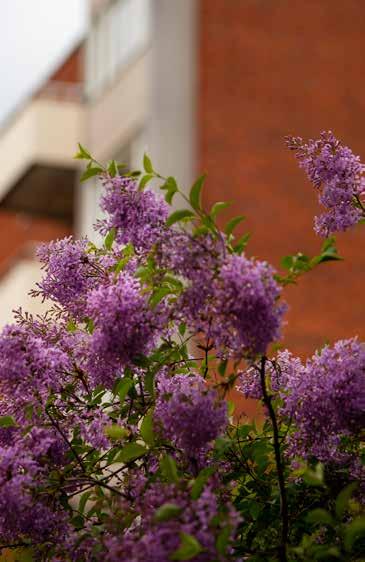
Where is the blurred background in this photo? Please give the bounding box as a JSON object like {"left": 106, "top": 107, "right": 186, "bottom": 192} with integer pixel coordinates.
{"left": 1, "top": 0, "right": 365, "bottom": 357}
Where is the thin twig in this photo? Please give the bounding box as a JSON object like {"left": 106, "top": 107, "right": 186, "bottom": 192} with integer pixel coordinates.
{"left": 258, "top": 356, "right": 289, "bottom": 562}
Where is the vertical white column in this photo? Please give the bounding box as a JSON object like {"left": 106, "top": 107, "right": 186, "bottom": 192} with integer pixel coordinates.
{"left": 148, "top": 0, "right": 197, "bottom": 198}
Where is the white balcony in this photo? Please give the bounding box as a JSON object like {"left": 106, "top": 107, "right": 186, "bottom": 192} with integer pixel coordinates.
{"left": 0, "top": 91, "right": 85, "bottom": 203}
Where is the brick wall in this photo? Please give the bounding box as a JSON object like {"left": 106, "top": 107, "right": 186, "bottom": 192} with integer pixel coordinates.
{"left": 48, "top": 44, "right": 84, "bottom": 84}
{"left": 0, "top": 211, "right": 71, "bottom": 278}
{"left": 199, "top": 0, "right": 365, "bottom": 357}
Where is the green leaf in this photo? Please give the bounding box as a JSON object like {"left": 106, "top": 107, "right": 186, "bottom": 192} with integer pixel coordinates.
{"left": 74, "top": 143, "right": 92, "bottom": 160}
{"left": 166, "top": 209, "right": 196, "bottom": 227}
{"left": 80, "top": 166, "right": 103, "bottom": 182}
{"left": 311, "top": 237, "right": 342, "bottom": 266}
{"left": 210, "top": 201, "right": 230, "bottom": 221}
{"left": 104, "top": 424, "right": 128, "bottom": 441}
{"left": 85, "top": 318, "right": 94, "bottom": 334}
{"left": 227, "top": 400, "right": 235, "bottom": 416}
{"left": 24, "top": 404, "right": 34, "bottom": 421}
{"left": 224, "top": 215, "right": 245, "bottom": 237}
{"left": 117, "top": 162, "right": 128, "bottom": 172}
{"left": 306, "top": 508, "right": 334, "bottom": 527}
{"left": 233, "top": 233, "right": 251, "bottom": 254}
{"left": 189, "top": 175, "right": 206, "bottom": 211}
{"left": 133, "top": 354, "right": 150, "bottom": 368}
{"left": 0, "top": 415, "right": 16, "bottom": 428}
{"left": 322, "top": 236, "right": 336, "bottom": 252}
{"left": 143, "top": 153, "right": 154, "bottom": 174}
{"left": 139, "top": 173, "right": 154, "bottom": 190}
{"left": 66, "top": 320, "right": 77, "bottom": 332}
{"left": 140, "top": 413, "right": 155, "bottom": 445}
{"left": 281, "top": 255, "right": 294, "bottom": 270}
{"left": 303, "top": 463, "right": 325, "bottom": 487}
{"left": 237, "top": 423, "right": 253, "bottom": 439}
{"left": 192, "top": 225, "right": 210, "bottom": 237}
{"left": 335, "top": 482, "right": 358, "bottom": 519}
{"left": 160, "top": 454, "right": 179, "bottom": 484}
{"left": 170, "top": 533, "right": 203, "bottom": 560}
{"left": 114, "top": 243, "right": 135, "bottom": 273}
{"left": 144, "top": 370, "right": 155, "bottom": 396}
{"left": 149, "top": 287, "right": 172, "bottom": 308}
{"left": 165, "top": 188, "right": 177, "bottom": 205}
{"left": 281, "top": 253, "right": 310, "bottom": 272}
{"left": 161, "top": 177, "right": 179, "bottom": 204}
{"left": 115, "top": 442, "right": 147, "bottom": 463}
{"left": 115, "top": 377, "right": 134, "bottom": 404}
{"left": 107, "top": 159, "right": 119, "bottom": 177}
{"left": 78, "top": 490, "right": 93, "bottom": 514}
{"left": 154, "top": 503, "right": 183, "bottom": 523}
{"left": 190, "top": 467, "right": 214, "bottom": 500}
{"left": 104, "top": 227, "right": 117, "bottom": 250}
{"left": 344, "top": 516, "right": 365, "bottom": 552}
{"left": 249, "top": 502, "right": 262, "bottom": 520}
{"left": 13, "top": 547, "right": 34, "bottom": 562}
{"left": 216, "top": 526, "right": 231, "bottom": 556}
{"left": 217, "top": 359, "right": 228, "bottom": 377}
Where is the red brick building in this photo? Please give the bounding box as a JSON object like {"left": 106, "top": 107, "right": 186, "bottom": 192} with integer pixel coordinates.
{"left": 198, "top": 0, "right": 365, "bottom": 357}
{"left": 0, "top": 45, "right": 83, "bottom": 322}
{"left": 2, "top": 0, "right": 365, "bottom": 357}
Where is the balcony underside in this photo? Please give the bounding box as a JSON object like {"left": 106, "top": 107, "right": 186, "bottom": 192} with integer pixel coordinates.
{"left": 0, "top": 163, "right": 76, "bottom": 225}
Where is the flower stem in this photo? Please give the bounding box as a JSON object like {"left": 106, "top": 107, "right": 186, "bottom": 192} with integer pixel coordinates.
{"left": 259, "top": 356, "right": 289, "bottom": 562}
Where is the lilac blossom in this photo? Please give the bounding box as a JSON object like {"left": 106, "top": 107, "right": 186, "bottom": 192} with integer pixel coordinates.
{"left": 85, "top": 272, "right": 166, "bottom": 387}
{"left": 238, "top": 350, "right": 304, "bottom": 400}
{"left": 158, "top": 233, "right": 285, "bottom": 356}
{"left": 79, "top": 409, "right": 110, "bottom": 450}
{"left": 239, "top": 340, "right": 365, "bottom": 468}
{"left": 97, "top": 175, "right": 169, "bottom": 252}
{"left": 210, "top": 255, "right": 286, "bottom": 356}
{"left": 181, "top": 253, "right": 285, "bottom": 357}
{"left": 286, "top": 131, "right": 365, "bottom": 236}
{"left": 284, "top": 338, "right": 365, "bottom": 465}
{"left": 36, "top": 237, "right": 102, "bottom": 318}
{"left": 0, "top": 429, "right": 68, "bottom": 543}
{"left": 105, "top": 482, "right": 240, "bottom": 562}
{"left": 0, "top": 325, "right": 71, "bottom": 422}
{"left": 154, "top": 373, "right": 228, "bottom": 457}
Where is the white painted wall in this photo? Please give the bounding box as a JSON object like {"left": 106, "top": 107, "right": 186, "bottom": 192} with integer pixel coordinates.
{"left": 0, "top": 98, "right": 85, "bottom": 201}
{"left": 78, "top": 53, "right": 150, "bottom": 239}
{"left": 148, "top": 0, "right": 197, "bottom": 195}
{"left": 0, "top": 259, "right": 48, "bottom": 328}
{"left": 85, "top": 53, "right": 149, "bottom": 160}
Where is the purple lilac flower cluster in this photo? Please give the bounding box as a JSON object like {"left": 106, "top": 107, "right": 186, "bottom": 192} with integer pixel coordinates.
{"left": 183, "top": 252, "right": 285, "bottom": 358}
{"left": 97, "top": 175, "right": 169, "bottom": 252}
{"left": 36, "top": 237, "right": 100, "bottom": 318}
{"left": 105, "top": 482, "right": 240, "bottom": 562}
{"left": 238, "top": 350, "right": 304, "bottom": 400}
{"left": 158, "top": 233, "right": 285, "bottom": 357}
{"left": 85, "top": 272, "right": 167, "bottom": 387}
{"left": 239, "top": 340, "right": 365, "bottom": 468}
{"left": 284, "top": 338, "right": 365, "bottom": 466}
{"left": 0, "top": 325, "right": 71, "bottom": 423}
{"left": 0, "top": 428, "right": 68, "bottom": 544}
{"left": 1, "top": 137, "right": 363, "bottom": 559}
{"left": 286, "top": 131, "right": 365, "bottom": 236}
{"left": 210, "top": 255, "right": 286, "bottom": 356}
{"left": 154, "top": 372, "right": 228, "bottom": 458}
{"left": 78, "top": 409, "right": 111, "bottom": 450}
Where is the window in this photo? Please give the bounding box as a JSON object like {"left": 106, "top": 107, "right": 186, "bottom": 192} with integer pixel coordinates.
{"left": 86, "top": 0, "right": 150, "bottom": 99}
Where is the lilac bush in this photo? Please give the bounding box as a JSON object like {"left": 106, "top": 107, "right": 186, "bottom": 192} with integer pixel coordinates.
{"left": 286, "top": 131, "right": 365, "bottom": 236}
{"left": 0, "top": 135, "right": 364, "bottom": 561}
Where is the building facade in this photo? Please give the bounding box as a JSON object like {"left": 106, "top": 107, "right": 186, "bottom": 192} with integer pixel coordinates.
{"left": 1, "top": 0, "right": 365, "bottom": 362}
